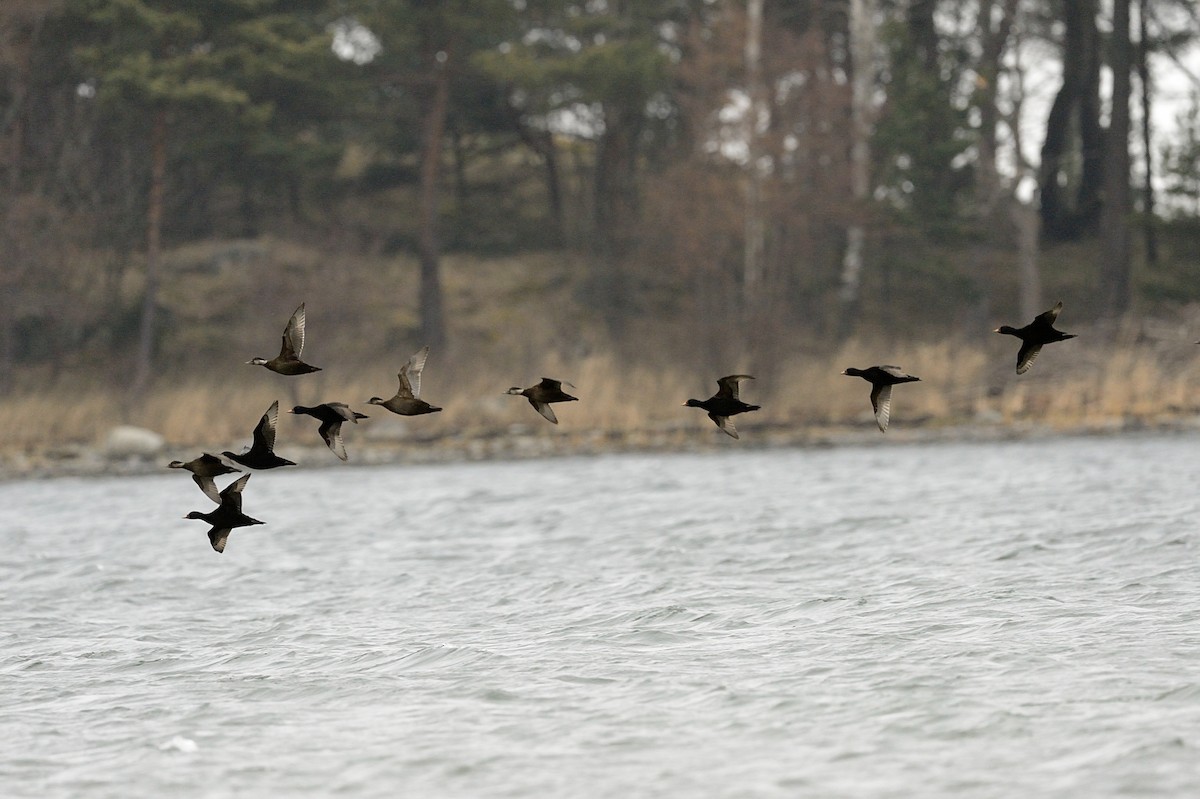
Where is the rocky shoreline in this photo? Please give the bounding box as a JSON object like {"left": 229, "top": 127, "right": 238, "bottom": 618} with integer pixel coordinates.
{"left": 5, "top": 413, "right": 1200, "bottom": 483}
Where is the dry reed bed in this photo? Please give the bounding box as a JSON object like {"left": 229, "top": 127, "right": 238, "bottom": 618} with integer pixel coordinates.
{"left": 5, "top": 337, "right": 1200, "bottom": 459}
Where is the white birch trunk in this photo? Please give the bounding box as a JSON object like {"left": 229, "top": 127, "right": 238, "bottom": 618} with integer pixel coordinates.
{"left": 840, "top": 0, "right": 876, "bottom": 308}
{"left": 743, "top": 0, "right": 765, "bottom": 309}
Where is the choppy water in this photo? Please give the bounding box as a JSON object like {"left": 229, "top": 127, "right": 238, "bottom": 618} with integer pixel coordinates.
{"left": 3, "top": 433, "right": 1200, "bottom": 797}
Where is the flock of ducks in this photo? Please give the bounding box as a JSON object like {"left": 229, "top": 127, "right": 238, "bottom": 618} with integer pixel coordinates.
{"left": 172, "top": 301, "right": 1078, "bottom": 554}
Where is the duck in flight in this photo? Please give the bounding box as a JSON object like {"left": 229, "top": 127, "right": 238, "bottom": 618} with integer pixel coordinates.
{"left": 167, "top": 453, "right": 241, "bottom": 503}
{"left": 222, "top": 400, "right": 297, "bottom": 470}
{"left": 506, "top": 378, "right": 578, "bottom": 424}
{"left": 683, "top": 374, "right": 760, "bottom": 439}
{"left": 994, "top": 301, "right": 1076, "bottom": 374}
{"left": 183, "top": 473, "right": 264, "bottom": 554}
{"left": 368, "top": 346, "right": 442, "bottom": 416}
{"left": 247, "top": 303, "right": 322, "bottom": 375}
{"left": 841, "top": 365, "right": 921, "bottom": 433}
{"left": 289, "top": 402, "right": 368, "bottom": 461}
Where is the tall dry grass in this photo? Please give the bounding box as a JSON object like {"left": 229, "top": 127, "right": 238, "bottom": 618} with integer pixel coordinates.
{"left": 7, "top": 239, "right": 1200, "bottom": 459}
{"left": 5, "top": 333, "right": 1200, "bottom": 457}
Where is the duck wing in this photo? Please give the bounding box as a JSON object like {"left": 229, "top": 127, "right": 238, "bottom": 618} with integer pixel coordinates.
{"left": 529, "top": 398, "right": 559, "bottom": 424}
{"left": 716, "top": 374, "right": 754, "bottom": 400}
{"left": 877, "top": 365, "right": 914, "bottom": 381}
{"left": 282, "top": 303, "right": 307, "bottom": 358}
{"left": 217, "top": 473, "right": 252, "bottom": 514}
{"left": 708, "top": 412, "right": 739, "bottom": 439}
{"left": 324, "top": 402, "right": 363, "bottom": 423}
{"left": 318, "top": 421, "right": 349, "bottom": 460}
{"left": 1033, "top": 301, "right": 1063, "bottom": 328}
{"left": 398, "top": 346, "right": 430, "bottom": 399}
{"left": 192, "top": 474, "right": 223, "bottom": 504}
{"left": 251, "top": 401, "right": 280, "bottom": 453}
{"left": 194, "top": 453, "right": 234, "bottom": 475}
{"left": 207, "top": 527, "right": 232, "bottom": 553}
{"left": 870, "top": 384, "right": 893, "bottom": 433}
{"left": 1015, "top": 342, "right": 1042, "bottom": 375}
{"left": 538, "top": 377, "right": 575, "bottom": 392}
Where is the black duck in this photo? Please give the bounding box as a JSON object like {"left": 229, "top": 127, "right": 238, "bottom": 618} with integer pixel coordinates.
{"left": 167, "top": 453, "right": 241, "bottom": 503}
{"left": 841, "top": 365, "right": 921, "bottom": 433}
{"left": 247, "top": 303, "right": 322, "bottom": 375}
{"left": 222, "top": 400, "right": 297, "bottom": 470}
{"left": 994, "top": 301, "right": 1076, "bottom": 375}
{"left": 683, "top": 375, "right": 760, "bottom": 439}
{"left": 506, "top": 378, "right": 578, "bottom": 424}
{"left": 289, "top": 402, "right": 368, "bottom": 461}
{"left": 183, "top": 473, "right": 264, "bottom": 553}
{"left": 368, "top": 346, "right": 443, "bottom": 416}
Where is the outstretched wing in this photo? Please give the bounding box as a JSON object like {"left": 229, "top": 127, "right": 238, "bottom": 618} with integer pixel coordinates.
{"left": 530, "top": 399, "right": 559, "bottom": 424}
{"left": 538, "top": 377, "right": 575, "bottom": 392}
{"left": 208, "top": 527, "right": 232, "bottom": 553}
{"left": 716, "top": 374, "right": 754, "bottom": 400}
{"left": 1033, "top": 301, "right": 1063, "bottom": 327}
{"left": 1015, "top": 342, "right": 1042, "bottom": 375}
{"left": 251, "top": 400, "right": 280, "bottom": 452}
{"left": 870, "top": 384, "right": 893, "bottom": 433}
{"left": 283, "top": 303, "right": 307, "bottom": 357}
{"left": 218, "top": 473, "right": 252, "bottom": 513}
{"left": 326, "top": 402, "right": 362, "bottom": 423}
{"left": 708, "top": 412, "right": 739, "bottom": 439}
{"left": 398, "top": 346, "right": 430, "bottom": 399}
{"left": 319, "top": 421, "right": 349, "bottom": 461}
{"left": 192, "top": 474, "right": 222, "bottom": 504}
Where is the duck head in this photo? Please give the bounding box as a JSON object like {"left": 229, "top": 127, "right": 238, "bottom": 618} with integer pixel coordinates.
{"left": 246, "top": 357, "right": 269, "bottom": 366}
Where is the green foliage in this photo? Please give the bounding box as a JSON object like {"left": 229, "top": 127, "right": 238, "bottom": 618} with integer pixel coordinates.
{"left": 871, "top": 18, "right": 972, "bottom": 240}
{"left": 1161, "top": 90, "right": 1200, "bottom": 219}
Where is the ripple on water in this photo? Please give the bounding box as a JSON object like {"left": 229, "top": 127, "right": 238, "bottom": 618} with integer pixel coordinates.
{"left": 2, "top": 435, "right": 1200, "bottom": 797}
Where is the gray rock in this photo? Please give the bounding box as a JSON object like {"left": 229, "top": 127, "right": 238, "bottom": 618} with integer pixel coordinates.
{"left": 103, "top": 425, "right": 166, "bottom": 457}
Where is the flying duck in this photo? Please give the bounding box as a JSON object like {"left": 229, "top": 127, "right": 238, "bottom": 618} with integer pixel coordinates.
{"left": 222, "top": 400, "right": 297, "bottom": 470}
{"left": 183, "top": 473, "right": 264, "bottom": 553}
{"left": 368, "top": 346, "right": 442, "bottom": 416}
{"left": 506, "top": 378, "right": 578, "bottom": 424}
{"left": 994, "top": 301, "right": 1076, "bottom": 374}
{"left": 167, "top": 453, "right": 241, "bottom": 503}
{"left": 683, "top": 375, "right": 760, "bottom": 439}
{"left": 247, "top": 303, "right": 322, "bottom": 375}
{"left": 841, "top": 365, "right": 921, "bottom": 432}
{"left": 289, "top": 402, "right": 368, "bottom": 461}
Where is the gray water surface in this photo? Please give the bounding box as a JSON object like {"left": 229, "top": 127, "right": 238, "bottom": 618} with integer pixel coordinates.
{"left": 3, "top": 434, "right": 1199, "bottom": 797}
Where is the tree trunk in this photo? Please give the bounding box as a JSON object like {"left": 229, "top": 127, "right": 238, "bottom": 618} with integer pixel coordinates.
{"left": 1137, "top": 0, "right": 1157, "bottom": 265}
{"left": 131, "top": 109, "right": 167, "bottom": 402}
{"left": 839, "top": 0, "right": 876, "bottom": 335}
{"left": 1038, "top": 0, "right": 1103, "bottom": 240}
{"left": 590, "top": 103, "right": 640, "bottom": 329}
{"left": 417, "top": 54, "right": 451, "bottom": 351}
{"left": 1013, "top": 200, "right": 1042, "bottom": 320}
{"left": 974, "top": 0, "right": 1017, "bottom": 206}
{"left": 507, "top": 100, "right": 563, "bottom": 243}
{"left": 1100, "top": 0, "right": 1133, "bottom": 316}
{"left": 743, "top": 0, "right": 765, "bottom": 315}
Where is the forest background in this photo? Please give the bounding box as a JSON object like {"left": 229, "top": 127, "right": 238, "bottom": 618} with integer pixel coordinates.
{"left": 3, "top": 0, "right": 1200, "bottom": 464}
